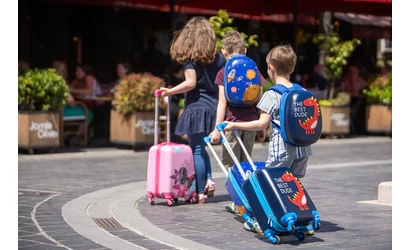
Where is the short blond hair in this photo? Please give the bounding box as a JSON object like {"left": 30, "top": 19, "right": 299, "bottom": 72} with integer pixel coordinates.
{"left": 222, "top": 30, "right": 245, "bottom": 55}
{"left": 266, "top": 45, "right": 297, "bottom": 77}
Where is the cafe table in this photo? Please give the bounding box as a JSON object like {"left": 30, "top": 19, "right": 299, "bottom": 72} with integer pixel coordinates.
{"left": 76, "top": 95, "right": 114, "bottom": 145}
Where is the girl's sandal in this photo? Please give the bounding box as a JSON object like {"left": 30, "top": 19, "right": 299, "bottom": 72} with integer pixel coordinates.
{"left": 196, "top": 193, "right": 207, "bottom": 204}
{"left": 205, "top": 180, "right": 216, "bottom": 198}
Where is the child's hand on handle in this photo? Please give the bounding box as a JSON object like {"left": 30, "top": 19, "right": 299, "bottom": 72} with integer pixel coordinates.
{"left": 222, "top": 121, "right": 235, "bottom": 131}
{"left": 159, "top": 87, "right": 171, "bottom": 97}
{"left": 209, "top": 129, "right": 221, "bottom": 144}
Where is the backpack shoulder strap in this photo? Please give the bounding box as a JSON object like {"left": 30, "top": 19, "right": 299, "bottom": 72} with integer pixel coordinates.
{"left": 291, "top": 83, "right": 303, "bottom": 90}
{"left": 269, "top": 84, "right": 289, "bottom": 95}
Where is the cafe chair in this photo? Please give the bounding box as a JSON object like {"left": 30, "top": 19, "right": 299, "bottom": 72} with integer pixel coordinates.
{"left": 61, "top": 101, "right": 89, "bottom": 146}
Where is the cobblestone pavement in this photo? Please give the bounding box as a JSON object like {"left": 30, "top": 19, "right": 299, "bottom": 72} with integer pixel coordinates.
{"left": 18, "top": 137, "right": 392, "bottom": 249}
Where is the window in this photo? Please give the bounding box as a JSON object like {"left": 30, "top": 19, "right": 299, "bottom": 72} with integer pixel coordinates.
{"left": 380, "top": 39, "right": 392, "bottom": 53}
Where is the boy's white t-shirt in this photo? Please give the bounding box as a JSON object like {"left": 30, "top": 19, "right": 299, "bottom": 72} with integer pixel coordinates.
{"left": 257, "top": 89, "right": 313, "bottom": 165}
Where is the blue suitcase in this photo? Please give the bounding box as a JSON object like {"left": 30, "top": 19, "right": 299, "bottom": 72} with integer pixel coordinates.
{"left": 242, "top": 166, "right": 321, "bottom": 244}
{"left": 215, "top": 123, "right": 321, "bottom": 244}
{"left": 204, "top": 129, "right": 262, "bottom": 224}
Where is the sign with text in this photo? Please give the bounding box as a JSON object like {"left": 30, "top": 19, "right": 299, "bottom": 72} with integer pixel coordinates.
{"left": 18, "top": 112, "right": 60, "bottom": 147}
{"left": 321, "top": 106, "right": 350, "bottom": 134}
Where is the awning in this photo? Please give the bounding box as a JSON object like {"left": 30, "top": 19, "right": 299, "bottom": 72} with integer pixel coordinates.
{"left": 334, "top": 12, "right": 391, "bottom": 27}
{"left": 334, "top": 12, "right": 391, "bottom": 39}
{"left": 42, "top": 0, "right": 392, "bottom": 17}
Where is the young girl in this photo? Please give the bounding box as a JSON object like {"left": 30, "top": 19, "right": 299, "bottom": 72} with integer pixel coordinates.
{"left": 160, "top": 16, "right": 225, "bottom": 204}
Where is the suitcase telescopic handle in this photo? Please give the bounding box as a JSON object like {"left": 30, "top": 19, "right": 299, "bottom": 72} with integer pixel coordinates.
{"left": 232, "top": 129, "right": 257, "bottom": 171}
{"left": 215, "top": 123, "right": 247, "bottom": 180}
{"left": 216, "top": 123, "right": 258, "bottom": 171}
{"left": 204, "top": 136, "right": 228, "bottom": 177}
{"left": 154, "top": 89, "right": 171, "bottom": 145}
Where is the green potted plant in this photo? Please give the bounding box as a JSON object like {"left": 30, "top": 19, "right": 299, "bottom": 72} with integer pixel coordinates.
{"left": 313, "top": 32, "right": 360, "bottom": 136}
{"left": 209, "top": 9, "right": 258, "bottom": 50}
{"left": 314, "top": 32, "right": 361, "bottom": 99}
{"left": 18, "top": 68, "right": 69, "bottom": 152}
{"left": 110, "top": 72, "right": 166, "bottom": 146}
{"left": 362, "top": 70, "right": 392, "bottom": 133}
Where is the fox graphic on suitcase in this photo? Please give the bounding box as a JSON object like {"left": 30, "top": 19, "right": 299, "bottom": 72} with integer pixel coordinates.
{"left": 147, "top": 90, "right": 196, "bottom": 206}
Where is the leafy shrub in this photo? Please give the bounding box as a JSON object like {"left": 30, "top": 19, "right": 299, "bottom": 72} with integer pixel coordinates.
{"left": 363, "top": 71, "right": 392, "bottom": 105}
{"left": 314, "top": 32, "right": 360, "bottom": 81}
{"left": 209, "top": 9, "right": 258, "bottom": 50}
{"left": 18, "top": 68, "right": 69, "bottom": 111}
{"left": 112, "top": 73, "right": 166, "bottom": 119}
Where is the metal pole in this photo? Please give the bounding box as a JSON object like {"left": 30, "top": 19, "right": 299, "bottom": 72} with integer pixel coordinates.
{"left": 169, "top": 0, "right": 176, "bottom": 39}
{"left": 293, "top": 0, "right": 299, "bottom": 53}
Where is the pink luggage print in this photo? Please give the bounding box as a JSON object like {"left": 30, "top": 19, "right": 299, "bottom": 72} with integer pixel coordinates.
{"left": 147, "top": 90, "right": 197, "bottom": 206}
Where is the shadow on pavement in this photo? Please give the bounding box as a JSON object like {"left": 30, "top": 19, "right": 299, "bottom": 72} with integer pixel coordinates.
{"left": 232, "top": 217, "right": 343, "bottom": 245}
{"left": 254, "top": 233, "right": 325, "bottom": 245}
{"left": 205, "top": 194, "right": 235, "bottom": 204}
{"left": 316, "top": 220, "right": 345, "bottom": 232}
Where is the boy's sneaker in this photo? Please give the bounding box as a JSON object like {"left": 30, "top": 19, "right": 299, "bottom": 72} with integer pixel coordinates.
{"left": 300, "top": 224, "right": 315, "bottom": 235}
{"left": 225, "top": 202, "right": 237, "bottom": 214}
{"left": 243, "top": 221, "right": 263, "bottom": 235}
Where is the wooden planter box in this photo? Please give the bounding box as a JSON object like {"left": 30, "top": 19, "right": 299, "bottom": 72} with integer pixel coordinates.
{"left": 18, "top": 111, "right": 61, "bottom": 149}
{"left": 320, "top": 106, "right": 350, "bottom": 135}
{"left": 110, "top": 109, "right": 156, "bottom": 145}
{"left": 366, "top": 105, "right": 392, "bottom": 133}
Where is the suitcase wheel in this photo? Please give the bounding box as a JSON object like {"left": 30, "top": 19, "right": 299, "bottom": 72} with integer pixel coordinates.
{"left": 173, "top": 198, "right": 178, "bottom": 204}
{"left": 149, "top": 198, "right": 155, "bottom": 205}
{"left": 268, "top": 235, "right": 280, "bottom": 245}
{"left": 166, "top": 198, "right": 176, "bottom": 206}
{"left": 294, "top": 231, "right": 306, "bottom": 241}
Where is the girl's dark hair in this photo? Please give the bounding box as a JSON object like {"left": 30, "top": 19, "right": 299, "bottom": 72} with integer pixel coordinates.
{"left": 77, "top": 64, "right": 93, "bottom": 75}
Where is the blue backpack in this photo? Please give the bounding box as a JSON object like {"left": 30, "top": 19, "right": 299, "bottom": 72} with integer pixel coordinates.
{"left": 223, "top": 54, "right": 262, "bottom": 106}
{"left": 269, "top": 84, "right": 322, "bottom": 147}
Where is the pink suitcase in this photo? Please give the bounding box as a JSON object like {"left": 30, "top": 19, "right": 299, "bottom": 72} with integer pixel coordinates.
{"left": 146, "top": 90, "right": 197, "bottom": 206}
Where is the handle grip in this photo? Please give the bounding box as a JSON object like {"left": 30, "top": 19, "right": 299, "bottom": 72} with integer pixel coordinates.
{"left": 216, "top": 122, "right": 227, "bottom": 132}
{"left": 203, "top": 136, "right": 223, "bottom": 144}
{"left": 203, "top": 136, "right": 212, "bottom": 144}
{"left": 154, "top": 89, "right": 163, "bottom": 97}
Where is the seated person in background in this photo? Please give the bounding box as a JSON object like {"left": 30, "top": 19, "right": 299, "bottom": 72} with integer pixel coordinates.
{"left": 52, "top": 60, "right": 93, "bottom": 146}
{"left": 340, "top": 65, "right": 368, "bottom": 134}
{"left": 18, "top": 60, "right": 30, "bottom": 75}
{"left": 306, "top": 64, "right": 329, "bottom": 100}
{"left": 340, "top": 65, "right": 367, "bottom": 100}
{"left": 115, "top": 61, "right": 133, "bottom": 85}
{"left": 69, "top": 64, "right": 103, "bottom": 98}
{"left": 110, "top": 61, "right": 133, "bottom": 93}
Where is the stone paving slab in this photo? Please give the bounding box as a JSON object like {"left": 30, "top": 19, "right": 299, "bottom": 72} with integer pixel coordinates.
{"left": 18, "top": 137, "right": 392, "bottom": 249}
{"left": 136, "top": 163, "right": 391, "bottom": 249}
